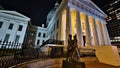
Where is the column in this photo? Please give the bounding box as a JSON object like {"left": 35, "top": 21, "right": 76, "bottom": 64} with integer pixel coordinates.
{"left": 71, "top": 9, "right": 76, "bottom": 37}
{"left": 76, "top": 10, "right": 83, "bottom": 47}
{"left": 90, "top": 17, "right": 99, "bottom": 46}
{"left": 97, "top": 20, "right": 105, "bottom": 45}
{"left": 65, "top": 6, "right": 72, "bottom": 47}
{"left": 85, "top": 15, "right": 92, "bottom": 46}
{"left": 102, "top": 22, "right": 111, "bottom": 45}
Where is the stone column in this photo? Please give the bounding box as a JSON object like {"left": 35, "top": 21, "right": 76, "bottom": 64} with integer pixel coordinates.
{"left": 85, "top": 15, "right": 92, "bottom": 46}
{"left": 102, "top": 22, "right": 111, "bottom": 45}
{"left": 65, "top": 6, "right": 72, "bottom": 47}
{"left": 90, "top": 17, "right": 99, "bottom": 46}
{"left": 97, "top": 20, "right": 105, "bottom": 46}
{"left": 76, "top": 10, "right": 83, "bottom": 47}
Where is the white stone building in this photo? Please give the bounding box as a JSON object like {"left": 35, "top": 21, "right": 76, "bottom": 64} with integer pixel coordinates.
{"left": 35, "top": 24, "right": 48, "bottom": 47}
{"left": 41, "top": 0, "right": 111, "bottom": 47}
{"left": 0, "top": 10, "right": 30, "bottom": 44}
{"left": 35, "top": 2, "right": 60, "bottom": 47}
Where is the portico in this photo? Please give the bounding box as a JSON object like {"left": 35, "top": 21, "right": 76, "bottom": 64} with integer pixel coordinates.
{"left": 59, "top": 0, "right": 111, "bottom": 47}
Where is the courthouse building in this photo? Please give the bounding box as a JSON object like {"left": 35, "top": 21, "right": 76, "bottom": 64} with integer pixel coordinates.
{"left": 43, "top": 0, "right": 111, "bottom": 47}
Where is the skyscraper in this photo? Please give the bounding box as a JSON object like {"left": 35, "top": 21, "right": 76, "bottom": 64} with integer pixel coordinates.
{"left": 103, "top": 0, "right": 120, "bottom": 47}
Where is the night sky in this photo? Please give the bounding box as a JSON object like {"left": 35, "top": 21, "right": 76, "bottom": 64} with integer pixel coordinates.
{"left": 0, "top": 0, "right": 111, "bottom": 26}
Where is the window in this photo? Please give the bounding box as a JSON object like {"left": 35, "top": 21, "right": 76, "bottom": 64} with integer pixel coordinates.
{"left": 43, "top": 33, "right": 46, "bottom": 38}
{"left": 30, "top": 33, "right": 34, "bottom": 37}
{"left": 15, "top": 35, "right": 20, "bottom": 42}
{"left": 18, "top": 25, "right": 23, "bottom": 31}
{"left": 42, "top": 40, "right": 44, "bottom": 44}
{"left": 8, "top": 23, "right": 14, "bottom": 30}
{"left": 4, "top": 34, "right": 10, "bottom": 42}
{"left": 38, "top": 32, "right": 41, "bottom": 37}
{"left": 0, "top": 21, "right": 3, "bottom": 28}
{"left": 37, "top": 40, "right": 40, "bottom": 45}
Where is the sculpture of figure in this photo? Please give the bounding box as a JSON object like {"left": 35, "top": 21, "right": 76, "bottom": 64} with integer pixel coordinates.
{"left": 72, "top": 34, "right": 80, "bottom": 62}
{"left": 66, "top": 34, "right": 73, "bottom": 61}
{"left": 73, "top": 35, "right": 77, "bottom": 48}
{"left": 66, "top": 34, "right": 80, "bottom": 62}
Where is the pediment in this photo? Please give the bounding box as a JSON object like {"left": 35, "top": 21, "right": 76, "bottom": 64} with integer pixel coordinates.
{"left": 79, "top": 0, "right": 105, "bottom": 15}
{"left": 0, "top": 10, "right": 29, "bottom": 19}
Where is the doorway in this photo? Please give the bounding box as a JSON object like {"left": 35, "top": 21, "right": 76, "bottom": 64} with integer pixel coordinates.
{"left": 83, "top": 36, "right": 86, "bottom": 46}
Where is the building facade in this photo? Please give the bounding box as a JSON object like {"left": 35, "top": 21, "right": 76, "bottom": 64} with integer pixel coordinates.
{"left": 44, "top": 0, "right": 111, "bottom": 47}
{"left": 23, "top": 22, "right": 37, "bottom": 48}
{"left": 103, "top": 0, "right": 120, "bottom": 47}
{"left": 0, "top": 10, "right": 30, "bottom": 48}
{"left": 35, "top": 24, "right": 48, "bottom": 47}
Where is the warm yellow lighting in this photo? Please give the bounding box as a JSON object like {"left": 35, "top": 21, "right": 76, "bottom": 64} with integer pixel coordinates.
{"left": 71, "top": 9, "right": 77, "bottom": 38}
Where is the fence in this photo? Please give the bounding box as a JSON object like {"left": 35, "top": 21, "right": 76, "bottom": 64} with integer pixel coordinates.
{"left": 0, "top": 40, "right": 41, "bottom": 68}
{"left": 0, "top": 41, "right": 22, "bottom": 56}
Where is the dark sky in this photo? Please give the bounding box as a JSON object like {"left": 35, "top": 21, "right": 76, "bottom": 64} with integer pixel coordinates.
{"left": 0, "top": 0, "right": 111, "bottom": 26}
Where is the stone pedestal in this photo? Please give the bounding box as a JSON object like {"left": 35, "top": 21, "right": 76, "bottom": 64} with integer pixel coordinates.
{"left": 62, "top": 60, "right": 85, "bottom": 68}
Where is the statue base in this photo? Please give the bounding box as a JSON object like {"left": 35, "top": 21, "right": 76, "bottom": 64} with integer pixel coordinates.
{"left": 62, "top": 60, "right": 85, "bottom": 68}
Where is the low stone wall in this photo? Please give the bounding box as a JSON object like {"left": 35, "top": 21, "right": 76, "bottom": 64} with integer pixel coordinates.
{"left": 9, "top": 58, "right": 63, "bottom": 68}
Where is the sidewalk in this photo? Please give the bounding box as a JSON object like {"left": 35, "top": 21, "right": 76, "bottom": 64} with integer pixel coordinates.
{"left": 10, "top": 57, "right": 120, "bottom": 68}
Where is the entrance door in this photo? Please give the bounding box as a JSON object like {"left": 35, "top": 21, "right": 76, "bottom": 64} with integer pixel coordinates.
{"left": 83, "top": 36, "right": 86, "bottom": 46}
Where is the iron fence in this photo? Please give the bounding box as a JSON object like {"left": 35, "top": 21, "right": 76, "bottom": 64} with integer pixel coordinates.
{"left": 0, "top": 40, "right": 41, "bottom": 68}
{"left": 0, "top": 41, "right": 22, "bottom": 56}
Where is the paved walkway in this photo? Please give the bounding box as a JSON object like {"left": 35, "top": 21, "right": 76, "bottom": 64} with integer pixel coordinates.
{"left": 85, "top": 62, "right": 120, "bottom": 68}
{"left": 9, "top": 57, "right": 120, "bottom": 68}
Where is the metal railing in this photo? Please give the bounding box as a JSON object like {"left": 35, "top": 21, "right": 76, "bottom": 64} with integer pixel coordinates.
{"left": 0, "top": 41, "right": 42, "bottom": 68}
{"left": 0, "top": 41, "right": 22, "bottom": 56}
{"left": 40, "top": 39, "right": 64, "bottom": 48}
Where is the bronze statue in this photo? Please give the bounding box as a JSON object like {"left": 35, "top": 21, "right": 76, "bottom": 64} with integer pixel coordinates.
{"left": 67, "top": 34, "right": 73, "bottom": 62}
{"left": 66, "top": 34, "right": 80, "bottom": 62}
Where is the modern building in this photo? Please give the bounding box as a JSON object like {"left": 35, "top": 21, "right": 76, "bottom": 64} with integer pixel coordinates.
{"left": 103, "top": 0, "right": 120, "bottom": 47}
{"left": 43, "top": 0, "right": 111, "bottom": 48}
{"left": 0, "top": 10, "right": 30, "bottom": 48}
